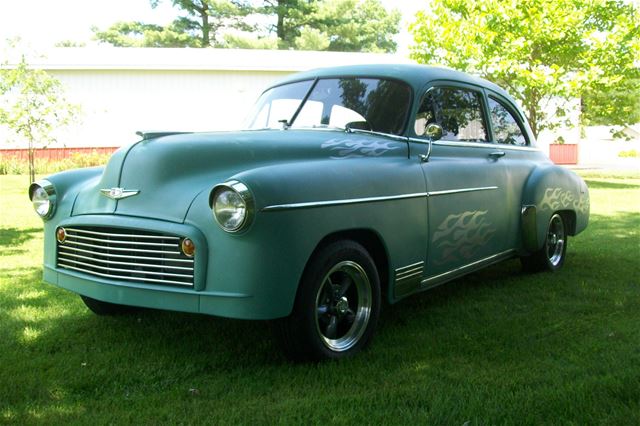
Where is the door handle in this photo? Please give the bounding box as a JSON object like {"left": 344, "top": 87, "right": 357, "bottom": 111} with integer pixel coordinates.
{"left": 489, "top": 151, "right": 506, "bottom": 159}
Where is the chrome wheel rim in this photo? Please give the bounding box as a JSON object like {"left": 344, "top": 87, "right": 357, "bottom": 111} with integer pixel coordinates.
{"left": 314, "top": 261, "right": 372, "bottom": 352}
{"left": 546, "top": 214, "right": 565, "bottom": 267}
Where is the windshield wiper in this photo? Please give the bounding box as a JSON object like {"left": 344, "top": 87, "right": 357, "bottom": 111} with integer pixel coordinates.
{"left": 284, "top": 78, "right": 319, "bottom": 129}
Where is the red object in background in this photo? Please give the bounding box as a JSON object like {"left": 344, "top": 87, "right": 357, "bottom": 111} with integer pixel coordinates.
{"left": 0, "top": 147, "right": 118, "bottom": 161}
{"left": 549, "top": 144, "right": 579, "bottom": 165}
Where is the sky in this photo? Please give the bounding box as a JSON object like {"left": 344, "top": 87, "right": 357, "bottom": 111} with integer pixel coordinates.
{"left": 0, "top": 0, "right": 423, "bottom": 55}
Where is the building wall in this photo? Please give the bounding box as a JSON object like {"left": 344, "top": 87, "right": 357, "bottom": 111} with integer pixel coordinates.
{"left": 1, "top": 68, "right": 290, "bottom": 149}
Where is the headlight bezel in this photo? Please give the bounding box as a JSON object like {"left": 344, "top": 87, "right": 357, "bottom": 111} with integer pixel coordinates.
{"left": 28, "top": 179, "right": 57, "bottom": 220}
{"left": 210, "top": 180, "right": 255, "bottom": 233}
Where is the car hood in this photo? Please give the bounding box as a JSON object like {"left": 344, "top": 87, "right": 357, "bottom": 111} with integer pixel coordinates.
{"left": 71, "top": 129, "right": 407, "bottom": 223}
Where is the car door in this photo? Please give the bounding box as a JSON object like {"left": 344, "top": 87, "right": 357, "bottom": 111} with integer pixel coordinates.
{"left": 410, "top": 84, "right": 512, "bottom": 285}
{"left": 483, "top": 91, "right": 542, "bottom": 249}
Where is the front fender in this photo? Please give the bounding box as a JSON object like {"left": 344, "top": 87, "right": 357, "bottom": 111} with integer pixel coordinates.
{"left": 521, "top": 165, "right": 589, "bottom": 252}
{"left": 185, "top": 155, "right": 428, "bottom": 318}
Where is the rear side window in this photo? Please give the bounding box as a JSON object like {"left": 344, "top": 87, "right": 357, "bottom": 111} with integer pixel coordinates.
{"left": 488, "top": 97, "right": 528, "bottom": 146}
{"left": 415, "top": 87, "right": 487, "bottom": 142}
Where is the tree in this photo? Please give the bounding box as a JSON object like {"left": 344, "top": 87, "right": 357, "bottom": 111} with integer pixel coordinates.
{"left": 259, "top": 0, "right": 400, "bottom": 52}
{"left": 93, "top": 21, "right": 201, "bottom": 47}
{"left": 94, "top": 0, "right": 400, "bottom": 52}
{"left": 410, "top": 0, "right": 639, "bottom": 139}
{"left": 94, "top": 0, "right": 253, "bottom": 48}
{"left": 0, "top": 53, "right": 79, "bottom": 183}
{"left": 313, "top": 0, "right": 401, "bottom": 53}
{"left": 258, "top": 0, "right": 320, "bottom": 49}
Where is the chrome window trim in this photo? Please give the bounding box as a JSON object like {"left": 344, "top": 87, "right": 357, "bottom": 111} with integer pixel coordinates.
{"left": 262, "top": 186, "right": 498, "bottom": 211}
{"left": 408, "top": 137, "right": 540, "bottom": 152}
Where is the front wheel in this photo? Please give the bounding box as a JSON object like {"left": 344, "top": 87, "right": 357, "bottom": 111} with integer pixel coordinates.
{"left": 275, "top": 240, "right": 381, "bottom": 362}
{"left": 521, "top": 213, "right": 567, "bottom": 272}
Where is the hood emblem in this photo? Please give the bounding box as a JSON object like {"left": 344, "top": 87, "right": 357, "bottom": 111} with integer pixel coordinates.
{"left": 100, "top": 187, "right": 140, "bottom": 200}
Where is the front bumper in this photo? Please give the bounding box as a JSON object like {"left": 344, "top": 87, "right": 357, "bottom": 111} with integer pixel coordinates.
{"left": 44, "top": 265, "right": 252, "bottom": 317}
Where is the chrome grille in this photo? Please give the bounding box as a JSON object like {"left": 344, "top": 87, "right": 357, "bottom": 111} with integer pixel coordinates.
{"left": 56, "top": 227, "right": 194, "bottom": 287}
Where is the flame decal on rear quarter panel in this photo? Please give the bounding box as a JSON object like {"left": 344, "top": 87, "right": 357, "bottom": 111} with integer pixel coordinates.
{"left": 540, "top": 188, "right": 589, "bottom": 215}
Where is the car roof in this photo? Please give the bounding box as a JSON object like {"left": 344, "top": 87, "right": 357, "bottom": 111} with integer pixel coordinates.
{"left": 270, "top": 63, "right": 525, "bottom": 121}
{"left": 273, "top": 64, "right": 502, "bottom": 94}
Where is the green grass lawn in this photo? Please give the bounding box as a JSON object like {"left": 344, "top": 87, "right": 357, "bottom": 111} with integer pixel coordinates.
{"left": 0, "top": 170, "right": 638, "bottom": 425}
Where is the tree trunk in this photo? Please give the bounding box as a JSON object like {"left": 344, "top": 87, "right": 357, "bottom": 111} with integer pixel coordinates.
{"left": 28, "top": 138, "right": 35, "bottom": 184}
{"left": 276, "top": 1, "right": 286, "bottom": 42}
{"left": 200, "top": 2, "right": 210, "bottom": 47}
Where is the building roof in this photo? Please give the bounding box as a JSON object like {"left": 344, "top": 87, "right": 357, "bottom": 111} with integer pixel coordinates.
{"left": 6, "top": 47, "right": 415, "bottom": 72}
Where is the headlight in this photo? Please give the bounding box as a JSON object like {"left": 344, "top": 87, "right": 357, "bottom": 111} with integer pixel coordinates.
{"left": 210, "top": 180, "right": 254, "bottom": 233}
{"left": 28, "top": 179, "right": 56, "bottom": 219}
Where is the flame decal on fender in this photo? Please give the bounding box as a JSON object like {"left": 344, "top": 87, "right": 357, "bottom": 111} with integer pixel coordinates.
{"left": 321, "top": 138, "right": 400, "bottom": 159}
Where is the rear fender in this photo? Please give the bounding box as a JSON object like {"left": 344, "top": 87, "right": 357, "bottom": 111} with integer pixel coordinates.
{"left": 521, "top": 165, "right": 589, "bottom": 253}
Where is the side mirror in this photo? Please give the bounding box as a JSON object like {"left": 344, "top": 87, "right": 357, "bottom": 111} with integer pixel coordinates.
{"left": 425, "top": 123, "right": 443, "bottom": 141}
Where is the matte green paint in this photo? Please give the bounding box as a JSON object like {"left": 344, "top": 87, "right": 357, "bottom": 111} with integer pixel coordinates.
{"left": 36, "top": 64, "right": 589, "bottom": 320}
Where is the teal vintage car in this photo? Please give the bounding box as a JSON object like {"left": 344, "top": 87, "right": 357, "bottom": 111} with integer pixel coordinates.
{"left": 29, "top": 64, "right": 589, "bottom": 361}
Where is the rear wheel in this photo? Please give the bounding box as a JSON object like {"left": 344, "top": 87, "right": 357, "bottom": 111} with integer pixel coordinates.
{"left": 521, "top": 213, "right": 567, "bottom": 272}
{"left": 80, "top": 295, "right": 133, "bottom": 315}
{"left": 275, "top": 240, "right": 381, "bottom": 361}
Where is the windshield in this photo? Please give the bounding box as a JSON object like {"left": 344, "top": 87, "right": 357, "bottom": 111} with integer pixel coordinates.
{"left": 244, "top": 77, "right": 412, "bottom": 135}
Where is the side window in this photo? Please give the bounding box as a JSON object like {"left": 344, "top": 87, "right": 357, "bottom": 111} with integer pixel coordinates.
{"left": 415, "top": 87, "right": 487, "bottom": 142}
{"left": 488, "top": 97, "right": 527, "bottom": 146}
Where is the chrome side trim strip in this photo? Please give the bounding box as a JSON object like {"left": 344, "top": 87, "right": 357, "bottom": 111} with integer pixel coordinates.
{"left": 421, "top": 249, "right": 516, "bottom": 287}
{"left": 262, "top": 186, "right": 499, "bottom": 211}
{"left": 428, "top": 186, "right": 498, "bottom": 197}
{"left": 58, "top": 264, "right": 193, "bottom": 286}
{"left": 396, "top": 271, "right": 423, "bottom": 282}
{"left": 396, "top": 266, "right": 424, "bottom": 277}
{"left": 396, "top": 261, "right": 424, "bottom": 272}
{"left": 261, "top": 192, "right": 429, "bottom": 212}
{"left": 394, "top": 261, "right": 424, "bottom": 299}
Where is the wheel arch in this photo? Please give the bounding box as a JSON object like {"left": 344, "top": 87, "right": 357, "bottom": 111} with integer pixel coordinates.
{"left": 301, "top": 229, "right": 390, "bottom": 303}
{"left": 520, "top": 164, "right": 589, "bottom": 253}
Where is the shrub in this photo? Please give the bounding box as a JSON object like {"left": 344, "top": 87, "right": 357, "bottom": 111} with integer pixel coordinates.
{"left": 618, "top": 149, "right": 638, "bottom": 158}
{"left": 0, "top": 151, "right": 111, "bottom": 175}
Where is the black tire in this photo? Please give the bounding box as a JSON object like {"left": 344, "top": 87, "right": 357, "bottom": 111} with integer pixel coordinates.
{"left": 274, "top": 240, "right": 381, "bottom": 362}
{"left": 80, "top": 295, "right": 133, "bottom": 316}
{"left": 521, "top": 213, "right": 567, "bottom": 273}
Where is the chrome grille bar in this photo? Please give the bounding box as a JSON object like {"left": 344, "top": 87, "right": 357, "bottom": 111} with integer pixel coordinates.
{"left": 63, "top": 239, "right": 182, "bottom": 255}
{"left": 65, "top": 227, "right": 180, "bottom": 240}
{"left": 58, "top": 245, "right": 193, "bottom": 263}
{"left": 59, "top": 258, "right": 193, "bottom": 279}
{"left": 66, "top": 233, "right": 178, "bottom": 248}
{"left": 58, "top": 250, "right": 193, "bottom": 271}
{"left": 57, "top": 226, "right": 195, "bottom": 287}
{"left": 59, "top": 264, "right": 194, "bottom": 286}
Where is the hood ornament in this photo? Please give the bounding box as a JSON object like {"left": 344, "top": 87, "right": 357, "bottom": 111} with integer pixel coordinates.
{"left": 100, "top": 187, "right": 140, "bottom": 200}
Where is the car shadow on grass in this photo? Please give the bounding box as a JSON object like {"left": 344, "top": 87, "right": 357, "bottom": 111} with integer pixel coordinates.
{"left": 0, "top": 227, "right": 41, "bottom": 255}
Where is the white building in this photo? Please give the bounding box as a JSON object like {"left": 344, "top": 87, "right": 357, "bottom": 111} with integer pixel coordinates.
{"left": 1, "top": 48, "right": 413, "bottom": 148}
